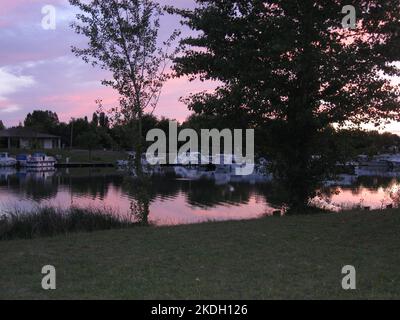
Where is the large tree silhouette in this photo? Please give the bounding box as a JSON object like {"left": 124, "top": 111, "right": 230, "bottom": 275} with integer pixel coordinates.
{"left": 173, "top": 0, "right": 400, "bottom": 212}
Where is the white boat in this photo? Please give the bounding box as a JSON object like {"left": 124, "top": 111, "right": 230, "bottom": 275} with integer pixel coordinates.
{"left": 145, "top": 153, "right": 168, "bottom": 165}
{"left": 174, "top": 166, "right": 213, "bottom": 180}
{"left": 374, "top": 154, "right": 400, "bottom": 170}
{"left": 117, "top": 152, "right": 160, "bottom": 167}
{"left": 118, "top": 152, "right": 164, "bottom": 176}
{"left": 355, "top": 167, "right": 400, "bottom": 177}
{"left": 175, "top": 152, "right": 210, "bottom": 165}
{"left": 356, "top": 154, "right": 392, "bottom": 170}
{"left": 357, "top": 159, "right": 390, "bottom": 170}
{"left": 25, "top": 153, "right": 57, "bottom": 168}
{"left": 0, "top": 153, "right": 17, "bottom": 167}
{"left": 212, "top": 154, "right": 260, "bottom": 176}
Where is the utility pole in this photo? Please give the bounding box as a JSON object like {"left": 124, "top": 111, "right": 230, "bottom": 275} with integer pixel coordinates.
{"left": 70, "top": 118, "right": 75, "bottom": 150}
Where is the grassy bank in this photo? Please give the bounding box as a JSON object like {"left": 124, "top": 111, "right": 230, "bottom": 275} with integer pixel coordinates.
{"left": 0, "top": 148, "right": 127, "bottom": 164}
{"left": 0, "top": 207, "right": 136, "bottom": 240}
{"left": 0, "top": 210, "right": 399, "bottom": 299}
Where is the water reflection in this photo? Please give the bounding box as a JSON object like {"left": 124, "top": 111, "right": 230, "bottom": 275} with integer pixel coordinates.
{"left": 317, "top": 174, "right": 400, "bottom": 211}
{"left": 0, "top": 168, "right": 273, "bottom": 225}
{"left": 1, "top": 168, "right": 400, "bottom": 224}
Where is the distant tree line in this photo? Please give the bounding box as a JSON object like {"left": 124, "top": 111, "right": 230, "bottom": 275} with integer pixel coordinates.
{"left": 11, "top": 110, "right": 168, "bottom": 151}
{"left": 2, "top": 111, "right": 400, "bottom": 160}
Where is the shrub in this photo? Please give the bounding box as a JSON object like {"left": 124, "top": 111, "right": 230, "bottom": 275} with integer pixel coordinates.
{"left": 0, "top": 206, "right": 137, "bottom": 240}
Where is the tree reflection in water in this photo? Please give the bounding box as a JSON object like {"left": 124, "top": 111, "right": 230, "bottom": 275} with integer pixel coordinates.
{"left": 126, "top": 176, "right": 151, "bottom": 226}
{"left": 2, "top": 168, "right": 400, "bottom": 221}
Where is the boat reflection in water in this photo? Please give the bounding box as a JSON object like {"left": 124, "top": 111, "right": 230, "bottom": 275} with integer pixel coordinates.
{"left": 172, "top": 154, "right": 273, "bottom": 185}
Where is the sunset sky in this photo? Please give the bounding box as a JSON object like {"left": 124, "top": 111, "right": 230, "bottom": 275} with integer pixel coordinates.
{"left": 0, "top": 0, "right": 218, "bottom": 127}
{"left": 0, "top": 0, "right": 399, "bottom": 134}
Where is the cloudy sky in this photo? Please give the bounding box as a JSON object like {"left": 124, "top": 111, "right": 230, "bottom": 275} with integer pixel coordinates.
{"left": 0, "top": 0, "right": 218, "bottom": 127}
{"left": 0, "top": 0, "right": 399, "bottom": 134}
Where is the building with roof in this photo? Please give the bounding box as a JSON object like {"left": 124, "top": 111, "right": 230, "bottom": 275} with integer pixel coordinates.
{"left": 0, "top": 128, "right": 61, "bottom": 149}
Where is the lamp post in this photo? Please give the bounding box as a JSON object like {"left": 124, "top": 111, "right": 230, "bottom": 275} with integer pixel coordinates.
{"left": 70, "top": 118, "right": 75, "bottom": 150}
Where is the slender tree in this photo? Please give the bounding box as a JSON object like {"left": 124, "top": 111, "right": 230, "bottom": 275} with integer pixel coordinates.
{"left": 70, "top": 0, "right": 179, "bottom": 175}
{"left": 91, "top": 112, "right": 99, "bottom": 127}
{"left": 173, "top": 0, "right": 400, "bottom": 212}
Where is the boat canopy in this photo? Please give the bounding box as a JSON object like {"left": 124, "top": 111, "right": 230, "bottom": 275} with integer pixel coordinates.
{"left": 32, "top": 153, "right": 46, "bottom": 157}
{"left": 16, "top": 154, "right": 29, "bottom": 160}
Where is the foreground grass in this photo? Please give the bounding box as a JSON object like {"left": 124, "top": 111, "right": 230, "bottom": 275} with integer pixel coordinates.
{"left": 0, "top": 210, "right": 399, "bottom": 299}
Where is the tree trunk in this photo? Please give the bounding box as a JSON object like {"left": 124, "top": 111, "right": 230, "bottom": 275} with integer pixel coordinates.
{"left": 135, "top": 109, "right": 144, "bottom": 177}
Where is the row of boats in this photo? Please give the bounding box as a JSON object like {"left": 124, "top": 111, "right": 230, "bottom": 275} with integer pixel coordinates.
{"left": 117, "top": 152, "right": 249, "bottom": 167}
{"left": 3, "top": 150, "right": 398, "bottom": 179}
{"left": 356, "top": 154, "right": 400, "bottom": 170}
{"left": 117, "top": 152, "right": 272, "bottom": 182}
{"left": 116, "top": 151, "right": 400, "bottom": 184}
{"left": 0, "top": 152, "right": 57, "bottom": 168}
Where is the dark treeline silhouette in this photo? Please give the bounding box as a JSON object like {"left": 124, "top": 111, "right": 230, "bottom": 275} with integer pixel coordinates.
{"left": 2, "top": 110, "right": 400, "bottom": 161}
{"left": 1, "top": 110, "right": 172, "bottom": 150}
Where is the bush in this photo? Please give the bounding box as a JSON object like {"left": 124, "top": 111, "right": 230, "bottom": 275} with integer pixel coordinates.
{"left": 0, "top": 207, "right": 137, "bottom": 240}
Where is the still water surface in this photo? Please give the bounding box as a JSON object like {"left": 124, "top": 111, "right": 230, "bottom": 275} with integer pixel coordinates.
{"left": 0, "top": 167, "right": 399, "bottom": 225}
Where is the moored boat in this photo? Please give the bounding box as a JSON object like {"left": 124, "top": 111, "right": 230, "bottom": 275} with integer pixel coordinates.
{"left": 26, "top": 153, "right": 57, "bottom": 168}
{"left": 175, "top": 152, "right": 210, "bottom": 165}
{"left": 0, "top": 152, "right": 17, "bottom": 167}
{"left": 174, "top": 166, "right": 213, "bottom": 180}
{"left": 16, "top": 154, "right": 29, "bottom": 167}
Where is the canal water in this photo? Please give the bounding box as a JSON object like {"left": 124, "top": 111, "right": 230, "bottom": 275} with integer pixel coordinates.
{"left": 0, "top": 167, "right": 399, "bottom": 225}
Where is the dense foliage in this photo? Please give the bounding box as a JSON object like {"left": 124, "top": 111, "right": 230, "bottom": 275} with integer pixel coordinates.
{"left": 173, "top": 0, "right": 400, "bottom": 211}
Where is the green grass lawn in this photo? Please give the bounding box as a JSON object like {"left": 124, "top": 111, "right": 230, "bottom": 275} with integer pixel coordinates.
{"left": 1, "top": 148, "right": 127, "bottom": 164}
{"left": 0, "top": 210, "right": 399, "bottom": 299}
